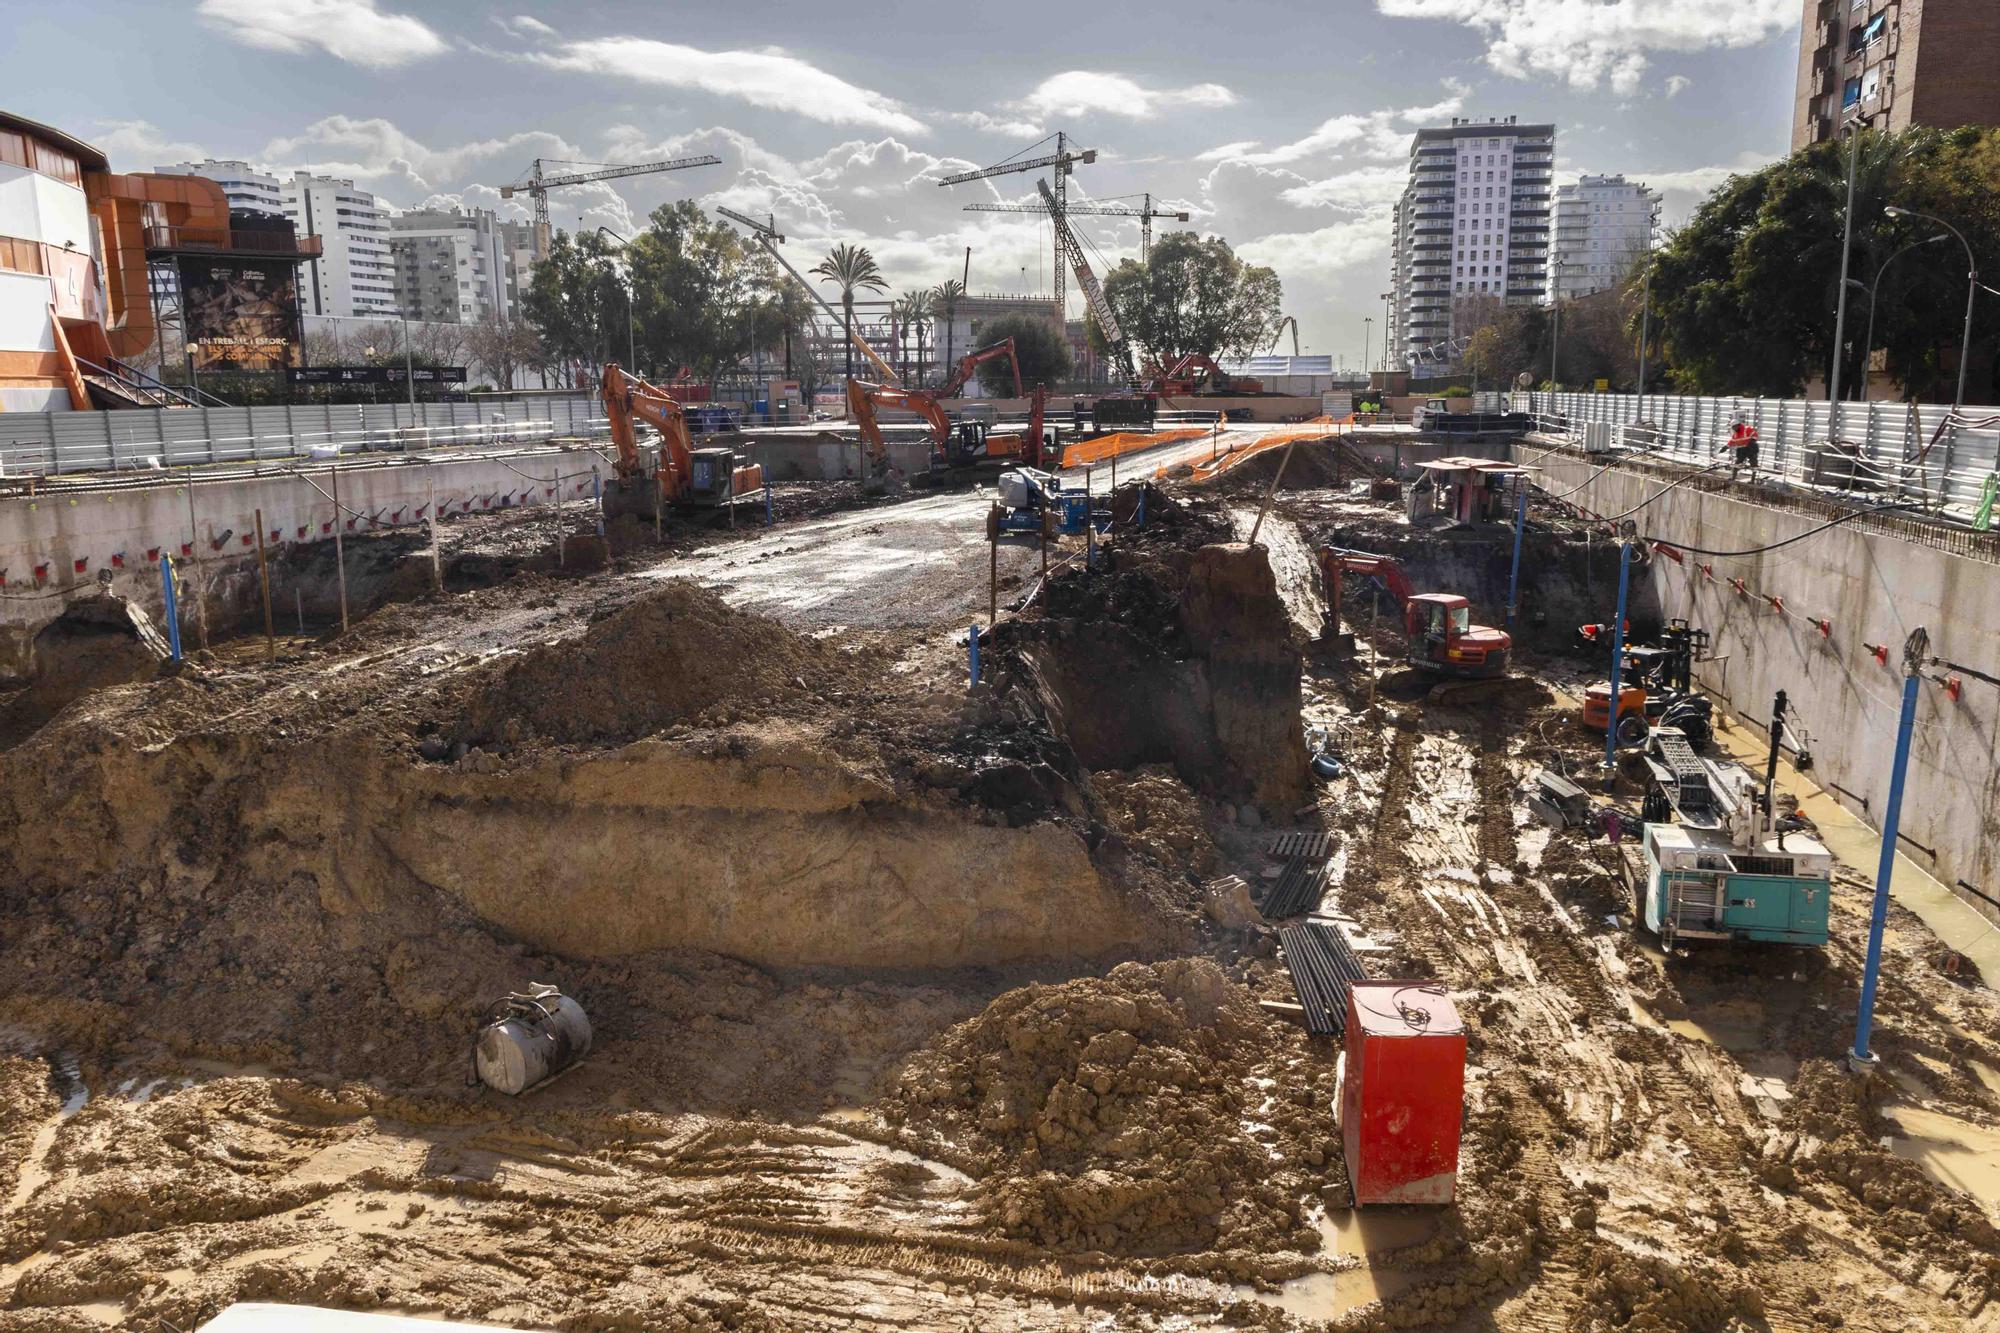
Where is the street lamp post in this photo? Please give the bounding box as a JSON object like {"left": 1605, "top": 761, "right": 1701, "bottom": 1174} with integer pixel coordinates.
{"left": 1379, "top": 291, "right": 1392, "bottom": 370}
{"left": 1636, "top": 262, "right": 1654, "bottom": 420}
{"left": 1845, "top": 233, "right": 1948, "bottom": 401}
{"left": 1548, "top": 253, "right": 1565, "bottom": 388}
{"left": 401, "top": 310, "right": 414, "bottom": 411}
{"left": 1885, "top": 205, "right": 1978, "bottom": 413}
{"left": 1828, "top": 119, "right": 1869, "bottom": 413}
{"left": 596, "top": 226, "right": 639, "bottom": 375}
{"left": 1362, "top": 317, "right": 1373, "bottom": 381}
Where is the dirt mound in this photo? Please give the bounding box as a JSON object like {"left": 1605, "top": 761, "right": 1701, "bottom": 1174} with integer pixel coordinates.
{"left": 0, "top": 595, "right": 170, "bottom": 748}
{"left": 457, "top": 579, "right": 847, "bottom": 745}
{"left": 881, "top": 959, "right": 1335, "bottom": 1259}
{"left": 1095, "top": 766, "right": 1218, "bottom": 875}
{"left": 1000, "top": 542, "right": 1309, "bottom": 810}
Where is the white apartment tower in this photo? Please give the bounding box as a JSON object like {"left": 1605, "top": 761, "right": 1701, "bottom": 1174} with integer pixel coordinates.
{"left": 1389, "top": 116, "right": 1555, "bottom": 371}
{"left": 1552, "top": 175, "right": 1661, "bottom": 300}
{"left": 154, "top": 159, "right": 284, "bottom": 215}
{"left": 284, "top": 173, "right": 397, "bottom": 319}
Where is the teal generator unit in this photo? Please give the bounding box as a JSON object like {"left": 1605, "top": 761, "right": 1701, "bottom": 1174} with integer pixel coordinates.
{"left": 1638, "top": 823, "right": 1832, "bottom": 948}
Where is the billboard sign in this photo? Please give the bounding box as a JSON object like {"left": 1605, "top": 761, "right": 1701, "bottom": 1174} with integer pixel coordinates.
{"left": 286, "top": 365, "right": 469, "bottom": 385}
{"left": 178, "top": 256, "right": 301, "bottom": 372}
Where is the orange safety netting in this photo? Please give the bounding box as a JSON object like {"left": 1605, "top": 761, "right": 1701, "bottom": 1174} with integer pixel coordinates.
{"left": 1180, "top": 416, "right": 1346, "bottom": 482}
{"left": 1060, "top": 426, "right": 1209, "bottom": 469}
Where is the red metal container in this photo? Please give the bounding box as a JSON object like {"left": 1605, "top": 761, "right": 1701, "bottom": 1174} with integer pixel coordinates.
{"left": 1342, "top": 981, "right": 1466, "bottom": 1205}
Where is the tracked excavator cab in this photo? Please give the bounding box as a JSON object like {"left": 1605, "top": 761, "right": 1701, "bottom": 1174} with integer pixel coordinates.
{"left": 1404, "top": 594, "right": 1509, "bottom": 678}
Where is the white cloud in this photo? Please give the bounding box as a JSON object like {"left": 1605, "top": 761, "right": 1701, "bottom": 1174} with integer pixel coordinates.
{"left": 196, "top": 0, "right": 447, "bottom": 69}
{"left": 258, "top": 116, "right": 584, "bottom": 204}
{"left": 1199, "top": 82, "right": 1468, "bottom": 166}
{"left": 1237, "top": 216, "right": 1390, "bottom": 279}
{"left": 499, "top": 14, "right": 554, "bottom": 37}
{"left": 1664, "top": 74, "right": 1692, "bottom": 97}
{"left": 1376, "top": 0, "right": 1795, "bottom": 96}
{"left": 523, "top": 38, "right": 925, "bottom": 134}
{"left": 1279, "top": 163, "right": 1416, "bottom": 212}
{"left": 88, "top": 120, "right": 210, "bottom": 170}
{"left": 1014, "top": 70, "right": 1238, "bottom": 120}
{"left": 946, "top": 110, "right": 1047, "bottom": 140}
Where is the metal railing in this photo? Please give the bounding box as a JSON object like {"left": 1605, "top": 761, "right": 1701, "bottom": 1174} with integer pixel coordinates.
{"left": 143, "top": 225, "right": 325, "bottom": 258}
{"left": 0, "top": 396, "right": 611, "bottom": 477}
{"left": 1518, "top": 390, "right": 2000, "bottom": 516}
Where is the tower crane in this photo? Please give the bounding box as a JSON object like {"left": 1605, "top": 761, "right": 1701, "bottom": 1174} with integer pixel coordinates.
{"left": 964, "top": 191, "right": 1188, "bottom": 261}
{"left": 939, "top": 133, "right": 1095, "bottom": 313}
{"left": 1034, "top": 178, "right": 1134, "bottom": 380}
{"left": 714, "top": 205, "right": 901, "bottom": 385}
{"left": 500, "top": 155, "right": 721, "bottom": 250}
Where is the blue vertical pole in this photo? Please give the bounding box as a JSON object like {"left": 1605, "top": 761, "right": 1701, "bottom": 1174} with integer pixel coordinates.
{"left": 1852, "top": 661, "right": 1923, "bottom": 1067}
{"left": 1136, "top": 488, "right": 1147, "bottom": 528}
{"left": 1603, "top": 540, "right": 1632, "bottom": 783}
{"left": 159, "top": 558, "right": 183, "bottom": 662}
{"left": 592, "top": 467, "right": 605, "bottom": 537}
{"left": 765, "top": 483, "right": 774, "bottom": 527}
{"left": 967, "top": 623, "right": 981, "bottom": 686}
{"left": 1505, "top": 482, "right": 1527, "bottom": 628}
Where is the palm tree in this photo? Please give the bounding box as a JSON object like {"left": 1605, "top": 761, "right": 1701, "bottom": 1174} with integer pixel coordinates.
{"left": 930, "top": 279, "right": 966, "bottom": 389}
{"left": 811, "top": 242, "right": 888, "bottom": 383}
{"left": 896, "top": 288, "right": 929, "bottom": 383}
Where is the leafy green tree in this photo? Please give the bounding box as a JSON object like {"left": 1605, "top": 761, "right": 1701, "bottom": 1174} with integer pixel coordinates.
{"left": 929, "top": 278, "right": 965, "bottom": 387}
{"left": 522, "top": 228, "right": 625, "bottom": 387}
{"left": 968, "top": 312, "right": 1072, "bottom": 395}
{"left": 1647, "top": 125, "right": 2000, "bottom": 399}
{"left": 625, "top": 200, "right": 781, "bottom": 390}
{"left": 810, "top": 242, "right": 888, "bottom": 382}
{"left": 1100, "top": 231, "right": 1281, "bottom": 371}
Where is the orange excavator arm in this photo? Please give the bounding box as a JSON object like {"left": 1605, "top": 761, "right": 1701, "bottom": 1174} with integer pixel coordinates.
{"left": 847, "top": 377, "right": 952, "bottom": 479}
{"left": 935, "top": 337, "right": 1022, "bottom": 400}
{"left": 602, "top": 362, "right": 698, "bottom": 501}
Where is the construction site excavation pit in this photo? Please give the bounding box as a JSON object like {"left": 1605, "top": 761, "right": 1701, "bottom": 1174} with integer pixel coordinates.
{"left": 3, "top": 443, "right": 2000, "bottom": 1332}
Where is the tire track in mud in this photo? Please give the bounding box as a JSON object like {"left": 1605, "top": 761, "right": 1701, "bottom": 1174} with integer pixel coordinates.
{"left": 604, "top": 1209, "right": 1250, "bottom": 1323}
{"left": 1465, "top": 710, "right": 1835, "bottom": 1333}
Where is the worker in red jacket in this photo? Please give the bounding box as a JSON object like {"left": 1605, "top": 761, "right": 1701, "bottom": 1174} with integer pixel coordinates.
{"left": 1725, "top": 412, "right": 1760, "bottom": 477}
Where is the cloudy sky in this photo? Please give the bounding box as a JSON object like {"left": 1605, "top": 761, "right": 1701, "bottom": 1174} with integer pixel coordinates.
{"left": 9, "top": 0, "right": 1803, "bottom": 365}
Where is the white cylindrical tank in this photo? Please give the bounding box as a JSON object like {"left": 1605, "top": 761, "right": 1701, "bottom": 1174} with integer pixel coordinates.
{"left": 474, "top": 985, "right": 591, "bottom": 1095}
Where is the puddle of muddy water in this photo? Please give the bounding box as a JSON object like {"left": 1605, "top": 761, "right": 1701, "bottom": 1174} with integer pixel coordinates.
{"left": 1235, "top": 1206, "right": 1435, "bottom": 1320}
{"left": 1883, "top": 1102, "right": 2000, "bottom": 1220}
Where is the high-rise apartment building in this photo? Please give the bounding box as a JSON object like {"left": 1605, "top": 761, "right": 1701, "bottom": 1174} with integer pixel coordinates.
{"left": 1792, "top": 0, "right": 2000, "bottom": 148}
{"left": 284, "top": 173, "right": 397, "bottom": 319}
{"left": 1551, "top": 175, "right": 1661, "bottom": 301}
{"left": 155, "top": 159, "right": 285, "bottom": 215}
{"left": 158, "top": 163, "right": 396, "bottom": 319}
{"left": 390, "top": 206, "right": 515, "bottom": 324}
{"left": 499, "top": 218, "right": 545, "bottom": 307}
{"left": 1389, "top": 116, "right": 1554, "bottom": 370}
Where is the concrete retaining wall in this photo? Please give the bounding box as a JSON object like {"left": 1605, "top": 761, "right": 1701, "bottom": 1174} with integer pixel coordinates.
{"left": 1518, "top": 441, "right": 2000, "bottom": 923}
{"left": 0, "top": 445, "right": 618, "bottom": 679}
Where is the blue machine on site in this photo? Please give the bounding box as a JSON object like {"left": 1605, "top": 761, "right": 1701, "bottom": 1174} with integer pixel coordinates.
{"left": 988, "top": 467, "right": 1109, "bottom": 538}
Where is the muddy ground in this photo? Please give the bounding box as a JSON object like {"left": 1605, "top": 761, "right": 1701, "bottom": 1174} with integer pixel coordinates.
{"left": 2, "top": 443, "right": 1998, "bottom": 1332}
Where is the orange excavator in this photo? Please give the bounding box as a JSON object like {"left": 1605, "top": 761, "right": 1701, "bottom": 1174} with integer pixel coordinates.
{"left": 1317, "top": 547, "right": 1511, "bottom": 699}
{"left": 602, "top": 363, "right": 764, "bottom": 517}
{"left": 846, "top": 338, "right": 1057, "bottom": 485}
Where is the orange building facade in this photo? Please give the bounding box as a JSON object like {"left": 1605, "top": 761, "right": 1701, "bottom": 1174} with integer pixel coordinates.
{"left": 0, "top": 111, "right": 317, "bottom": 411}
